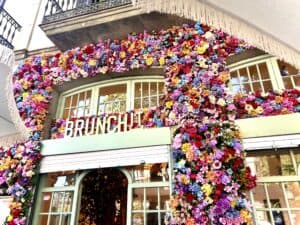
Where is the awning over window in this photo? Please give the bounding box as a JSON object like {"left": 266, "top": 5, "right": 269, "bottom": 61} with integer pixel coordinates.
{"left": 40, "top": 145, "right": 170, "bottom": 173}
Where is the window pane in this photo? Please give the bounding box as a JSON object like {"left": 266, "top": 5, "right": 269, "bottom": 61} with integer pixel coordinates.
{"left": 252, "top": 82, "right": 262, "bottom": 92}
{"left": 239, "top": 68, "right": 249, "bottom": 82}
{"left": 134, "top": 99, "right": 141, "bottom": 109}
{"left": 294, "top": 75, "right": 300, "bottom": 88}
{"left": 142, "top": 97, "right": 149, "bottom": 108}
{"left": 132, "top": 213, "right": 144, "bottom": 225}
{"left": 40, "top": 192, "right": 52, "bottom": 213}
{"left": 135, "top": 83, "right": 142, "bottom": 98}
{"left": 62, "top": 108, "right": 70, "bottom": 119}
{"left": 61, "top": 214, "right": 71, "bottom": 225}
{"left": 230, "top": 70, "right": 239, "bottom": 84}
{"left": 150, "top": 97, "right": 158, "bottom": 107}
{"left": 259, "top": 63, "right": 270, "bottom": 79}
{"left": 241, "top": 83, "right": 251, "bottom": 93}
{"left": 249, "top": 65, "right": 259, "bottom": 81}
{"left": 142, "top": 83, "right": 149, "bottom": 97}
{"left": 49, "top": 215, "right": 60, "bottom": 225}
{"left": 283, "top": 76, "right": 293, "bottom": 89}
{"left": 78, "top": 92, "right": 85, "bottom": 107}
{"left": 284, "top": 182, "right": 300, "bottom": 208}
{"left": 266, "top": 184, "right": 287, "bottom": 208}
{"left": 160, "top": 187, "right": 170, "bottom": 210}
{"left": 45, "top": 172, "right": 76, "bottom": 187}
{"left": 63, "top": 192, "right": 73, "bottom": 212}
{"left": 270, "top": 209, "right": 289, "bottom": 225}
{"left": 158, "top": 82, "right": 164, "bottom": 94}
{"left": 247, "top": 151, "right": 295, "bottom": 176}
{"left": 262, "top": 80, "right": 273, "bottom": 92}
{"left": 133, "top": 188, "right": 144, "bottom": 210}
{"left": 38, "top": 215, "right": 49, "bottom": 225}
{"left": 146, "top": 187, "right": 158, "bottom": 210}
{"left": 231, "top": 84, "right": 241, "bottom": 94}
{"left": 71, "top": 95, "right": 78, "bottom": 107}
{"left": 252, "top": 184, "right": 267, "bottom": 208}
{"left": 291, "top": 211, "right": 300, "bottom": 225}
{"left": 150, "top": 82, "right": 157, "bottom": 96}
{"left": 98, "top": 84, "right": 127, "bottom": 114}
{"left": 51, "top": 192, "right": 65, "bottom": 212}
{"left": 255, "top": 211, "right": 272, "bottom": 225}
{"left": 86, "top": 90, "right": 91, "bottom": 106}
{"left": 64, "top": 96, "right": 71, "bottom": 108}
{"left": 146, "top": 213, "right": 158, "bottom": 225}
{"left": 278, "top": 60, "right": 299, "bottom": 76}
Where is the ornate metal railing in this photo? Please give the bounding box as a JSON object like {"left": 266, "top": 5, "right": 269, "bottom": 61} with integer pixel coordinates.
{"left": 0, "top": 7, "right": 21, "bottom": 49}
{"left": 42, "top": 0, "right": 132, "bottom": 24}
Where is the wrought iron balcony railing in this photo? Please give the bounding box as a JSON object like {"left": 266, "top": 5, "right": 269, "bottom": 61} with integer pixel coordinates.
{"left": 42, "top": 0, "right": 132, "bottom": 24}
{"left": 0, "top": 7, "right": 21, "bottom": 49}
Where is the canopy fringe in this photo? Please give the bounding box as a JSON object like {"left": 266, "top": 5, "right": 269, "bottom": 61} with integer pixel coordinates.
{"left": 133, "top": 0, "right": 300, "bottom": 70}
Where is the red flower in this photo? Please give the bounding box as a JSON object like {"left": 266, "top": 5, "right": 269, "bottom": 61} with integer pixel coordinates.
{"left": 186, "top": 192, "right": 195, "bottom": 203}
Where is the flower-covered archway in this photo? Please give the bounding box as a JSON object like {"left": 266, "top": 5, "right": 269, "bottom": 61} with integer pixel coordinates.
{"left": 1, "top": 22, "right": 300, "bottom": 225}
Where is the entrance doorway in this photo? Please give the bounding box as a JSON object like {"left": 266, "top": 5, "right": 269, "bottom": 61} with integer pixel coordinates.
{"left": 78, "top": 168, "right": 128, "bottom": 225}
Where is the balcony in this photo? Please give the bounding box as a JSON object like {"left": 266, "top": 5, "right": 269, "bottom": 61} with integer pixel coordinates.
{"left": 0, "top": 6, "right": 21, "bottom": 49}
{"left": 40, "top": 0, "right": 189, "bottom": 50}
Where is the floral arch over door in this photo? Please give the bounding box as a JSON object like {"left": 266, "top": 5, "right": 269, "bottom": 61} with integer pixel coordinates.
{"left": 1, "top": 22, "right": 300, "bottom": 225}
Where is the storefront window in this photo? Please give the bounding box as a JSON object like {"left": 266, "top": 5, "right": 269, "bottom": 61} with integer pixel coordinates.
{"left": 37, "top": 172, "right": 76, "bottom": 225}
{"left": 247, "top": 148, "right": 300, "bottom": 225}
{"left": 130, "top": 163, "right": 170, "bottom": 225}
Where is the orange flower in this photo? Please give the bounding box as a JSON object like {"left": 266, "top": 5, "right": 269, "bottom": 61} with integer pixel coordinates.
{"left": 275, "top": 96, "right": 283, "bottom": 103}
{"left": 206, "top": 171, "right": 216, "bottom": 182}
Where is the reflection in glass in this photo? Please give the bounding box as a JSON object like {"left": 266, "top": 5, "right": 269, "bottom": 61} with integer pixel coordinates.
{"left": 49, "top": 215, "right": 60, "bottom": 225}
{"left": 38, "top": 215, "right": 48, "bottom": 225}
{"left": 259, "top": 63, "right": 270, "bottom": 80}
{"left": 132, "top": 188, "right": 144, "bottom": 210}
{"left": 98, "top": 84, "right": 127, "bottom": 114}
{"left": 291, "top": 211, "right": 300, "bottom": 225}
{"left": 146, "top": 188, "right": 158, "bottom": 210}
{"left": 284, "top": 182, "right": 300, "bottom": 208}
{"left": 51, "top": 192, "right": 65, "bottom": 212}
{"left": 41, "top": 192, "right": 52, "bottom": 213}
{"left": 132, "top": 213, "right": 144, "bottom": 225}
{"left": 147, "top": 213, "right": 158, "bottom": 225}
{"left": 160, "top": 187, "right": 170, "bottom": 210}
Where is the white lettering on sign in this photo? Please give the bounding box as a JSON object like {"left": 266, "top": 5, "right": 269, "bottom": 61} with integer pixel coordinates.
{"left": 64, "top": 112, "right": 144, "bottom": 138}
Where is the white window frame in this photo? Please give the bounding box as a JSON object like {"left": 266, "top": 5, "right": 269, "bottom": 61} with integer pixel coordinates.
{"left": 228, "top": 54, "right": 300, "bottom": 94}
{"left": 56, "top": 76, "right": 164, "bottom": 119}
{"left": 245, "top": 135, "right": 300, "bottom": 225}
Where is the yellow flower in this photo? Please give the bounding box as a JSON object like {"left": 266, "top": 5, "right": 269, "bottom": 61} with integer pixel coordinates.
{"left": 159, "top": 57, "right": 165, "bottom": 66}
{"left": 165, "top": 101, "right": 173, "bottom": 109}
{"left": 181, "top": 175, "right": 190, "bottom": 184}
{"left": 145, "top": 57, "right": 154, "bottom": 66}
{"left": 7, "top": 215, "right": 13, "bottom": 222}
{"left": 255, "top": 106, "right": 264, "bottom": 114}
{"left": 22, "top": 92, "right": 29, "bottom": 100}
{"left": 201, "top": 183, "right": 212, "bottom": 196}
{"left": 33, "top": 94, "right": 45, "bottom": 102}
{"left": 245, "top": 104, "right": 253, "bottom": 113}
{"left": 217, "top": 98, "right": 226, "bottom": 107}
{"left": 88, "top": 59, "right": 97, "bottom": 66}
{"left": 196, "top": 42, "right": 209, "bottom": 54}
{"left": 182, "top": 143, "right": 192, "bottom": 153}
{"left": 119, "top": 51, "right": 126, "bottom": 58}
{"left": 231, "top": 200, "right": 237, "bottom": 207}
{"left": 240, "top": 209, "right": 252, "bottom": 223}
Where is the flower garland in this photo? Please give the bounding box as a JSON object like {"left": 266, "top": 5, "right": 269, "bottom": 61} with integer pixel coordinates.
{"left": 4, "top": 22, "right": 291, "bottom": 224}
{"left": 0, "top": 136, "right": 41, "bottom": 225}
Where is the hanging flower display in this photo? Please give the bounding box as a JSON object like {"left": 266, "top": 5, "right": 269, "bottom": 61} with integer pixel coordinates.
{"left": 2, "top": 22, "right": 298, "bottom": 225}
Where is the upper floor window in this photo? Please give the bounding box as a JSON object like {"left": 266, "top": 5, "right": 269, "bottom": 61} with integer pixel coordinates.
{"left": 229, "top": 55, "right": 300, "bottom": 94}
{"left": 58, "top": 77, "right": 165, "bottom": 119}
{"left": 277, "top": 60, "right": 300, "bottom": 89}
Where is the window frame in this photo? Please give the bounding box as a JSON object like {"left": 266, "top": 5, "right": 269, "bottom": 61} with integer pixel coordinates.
{"left": 56, "top": 76, "right": 164, "bottom": 119}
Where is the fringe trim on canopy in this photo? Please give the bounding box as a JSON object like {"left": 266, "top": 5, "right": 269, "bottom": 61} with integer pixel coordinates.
{"left": 133, "top": 0, "right": 300, "bottom": 70}
{"left": 0, "top": 46, "right": 29, "bottom": 146}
